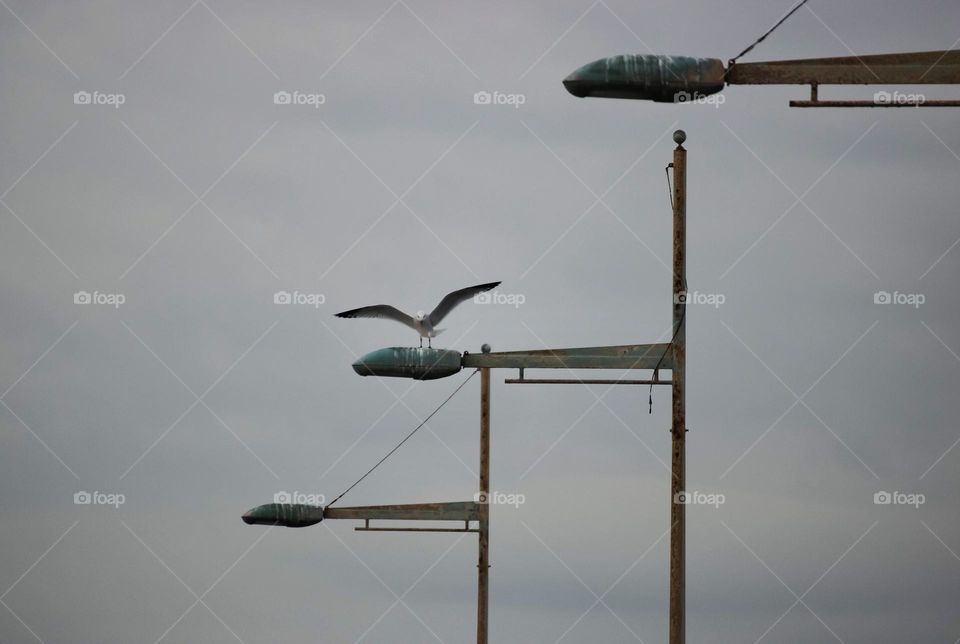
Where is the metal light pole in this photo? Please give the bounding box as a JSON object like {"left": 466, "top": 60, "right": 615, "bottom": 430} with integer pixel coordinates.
{"left": 243, "top": 367, "right": 494, "bottom": 643}
{"left": 560, "top": 45, "right": 960, "bottom": 642}
{"left": 245, "top": 136, "right": 688, "bottom": 643}
{"left": 241, "top": 44, "right": 960, "bottom": 644}
{"left": 477, "top": 367, "right": 490, "bottom": 643}
{"left": 669, "top": 130, "right": 687, "bottom": 644}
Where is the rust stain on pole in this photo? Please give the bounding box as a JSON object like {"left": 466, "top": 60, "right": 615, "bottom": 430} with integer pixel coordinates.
{"left": 477, "top": 367, "right": 490, "bottom": 644}
{"left": 669, "top": 131, "right": 687, "bottom": 644}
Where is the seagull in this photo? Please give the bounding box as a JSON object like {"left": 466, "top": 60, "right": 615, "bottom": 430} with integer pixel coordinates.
{"left": 335, "top": 281, "right": 501, "bottom": 347}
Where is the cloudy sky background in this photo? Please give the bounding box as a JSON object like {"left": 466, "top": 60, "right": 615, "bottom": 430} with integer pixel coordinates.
{"left": 1, "top": 1, "right": 959, "bottom": 642}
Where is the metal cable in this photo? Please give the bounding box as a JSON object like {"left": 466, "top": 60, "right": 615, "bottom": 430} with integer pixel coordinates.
{"left": 666, "top": 164, "right": 674, "bottom": 211}
{"left": 326, "top": 368, "right": 479, "bottom": 508}
{"left": 729, "top": 0, "right": 811, "bottom": 65}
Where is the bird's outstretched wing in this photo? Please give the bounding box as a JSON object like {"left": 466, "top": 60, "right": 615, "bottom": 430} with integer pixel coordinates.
{"left": 335, "top": 305, "right": 419, "bottom": 332}
{"left": 428, "top": 281, "right": 501, "bottom": 326}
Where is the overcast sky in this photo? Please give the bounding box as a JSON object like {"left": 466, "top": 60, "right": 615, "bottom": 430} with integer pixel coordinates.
{"left": 2, "top": 1, "right": 959, "bottom": 642}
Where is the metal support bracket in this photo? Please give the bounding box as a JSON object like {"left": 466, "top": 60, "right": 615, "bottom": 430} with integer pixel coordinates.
{"left": 506, "top": 368, "right": 671, "bottom": 386}
{"left": 356, "top": 524, "right": 479, "bottom": 533}
{"left": 791, "top": 81, "right": 960, "bottom": 107}
{"left": 505, "top": 377, "right": 672, "bottom": 385}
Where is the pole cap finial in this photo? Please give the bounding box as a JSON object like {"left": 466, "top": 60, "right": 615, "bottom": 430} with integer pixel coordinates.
{"left": 673, "top": 130, "right": 686, "bottom": 145}
{"left": 481, "top": 343, "right": 492, "bottom": 354}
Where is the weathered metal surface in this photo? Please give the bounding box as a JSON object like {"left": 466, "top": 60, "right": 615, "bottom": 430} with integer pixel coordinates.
{"left": 504, "top": 378, "right": 671, "bottom": 385}
{"left": 244, "top": 501, "right": 483, "bottom": 527}
{"left": 352, "top": 346, "right": 462, "bottom": 380}
{"left": 476, "top": 369, "right": 490, "bottom": 643}
{"left": 669, "top": 133, "right": 687, "bottom": 644}
{"left": 564, "top": 51, "right": 960, "bottom": 109}
{"left": 462, "top": 343, "right": 671, "bottom": 370}
{"left": 242, "top": 503, "right": 324, "bottom": 528}
{"left": 791, "top": 99, "right": 960, "bottom": 107}
{"left": 355, "top": 526, "right": 479, "bottom": 533}
{"left": 323, "top": 501, "right": 482, "bottom": 522}
{"left": 563, "top": 54, "right": 725, "bottom": 102}
{"left": 737, "top": 50, "right": 960, "bottom": 67}
{"left": 727, "top": 50, "right": 960, "bottom": 85}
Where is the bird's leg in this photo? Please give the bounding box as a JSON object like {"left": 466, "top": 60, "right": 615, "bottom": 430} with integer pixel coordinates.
{"left": 428, "top": 337, "right": 432, "bottom": 348}
{"left": 419, "top": 336, "right": 423, "bottom": 348}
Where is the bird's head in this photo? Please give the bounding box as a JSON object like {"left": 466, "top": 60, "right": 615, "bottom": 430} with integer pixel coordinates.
{"left": 415, "top": 310, "right": 425, "bottom": 320}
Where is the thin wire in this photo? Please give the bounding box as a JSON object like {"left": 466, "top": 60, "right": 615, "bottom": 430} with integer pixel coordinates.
{"left": 666, "top": 164, "right": 674, "bottom": 211}
{"left": 652, "top": 163, "right": 686, "bottom": 414}
{"left": 325, "top": 369, "right": 479, "bottom": 508}
{"left": 729, "top": 0, "right": 811, "bottom": 65}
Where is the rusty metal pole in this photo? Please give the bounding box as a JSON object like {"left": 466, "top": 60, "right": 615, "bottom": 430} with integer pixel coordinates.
{"left": 477, "top": 367, "right": 490, "bottom": 644}
{"left": 669, "top": 130, "right": 687, "bottom": 644}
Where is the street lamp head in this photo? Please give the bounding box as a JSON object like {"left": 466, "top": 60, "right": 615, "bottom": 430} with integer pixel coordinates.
{"left": 563, "top": 54, "right": 725, "bottom": 103}
{"left": 242, "top": 503, "right": 324, "bottom": 528}
{"left": 352, "top": 346, "right": 463, "bottom": 380}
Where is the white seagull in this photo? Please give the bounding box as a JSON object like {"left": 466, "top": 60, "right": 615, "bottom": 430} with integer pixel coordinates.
{"left": 335, "top": 281, "right": 501, "bottom": 347}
